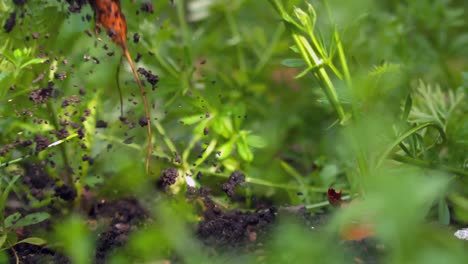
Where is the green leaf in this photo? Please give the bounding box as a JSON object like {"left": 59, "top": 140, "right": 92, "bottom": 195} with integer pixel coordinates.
{"left": 1, "top": 175, "right": 21, "bottom": 212}
{"left": 402, "top": 94, "right": 412, "bottom": 121}
{"left": 438, "top": 199, "right": 450, "bottom": 225}
{"left": 294, "top": 63, "right": 325, "bottom": 79}
{"left": 217, "top": 140, "right": 235, "bottom": 160}
{"left": 20, "top": 58, "right": 48, "bottom": 69}
{"left": 246, "top": 134, "right": 267, "bottom": 148}
{"left": 13, "top": 49, "right": 22, "bottom": 59}
{"left": 376, "top": 122, "right": 446, "bottom": 168}
{"left": 0, "top": 234, "right": 6, "bottom": 248}
{"left": 236, "top": 134, "right": 253, "bottom": 162}
{"left": 12, "top": 212, "right": 50, "bottom": 228}
{"left": 15, "top": 237, "right": 47, "bottom": 246}
{"left": 4, "top": 212, "right": 21, "bottom": 229}
{"left": 289, "top": 45, "right": 300, "bottom": 53}
{"left": 0, "top": 72, "right": 14, "bottom": 99}
{"left": 281, "top": 58, "right": 306, "bottom": 68}
{"left": 6, "top": 231, "right": 18, "bottom": 247}
{"left": 212, "top": 116, "right": 233, "bottom": 138}
{"left": 180, "top": 114, "right": 205, "bottom": 125}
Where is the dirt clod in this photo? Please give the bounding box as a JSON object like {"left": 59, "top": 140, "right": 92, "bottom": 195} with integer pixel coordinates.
{"left": 4, "top": 12, "right": 16, "bottom": 33}
{"left": 137, "top": 67, "right": 159, "bottom": 89}
{"left": 222, "top": 171, "right": 245, "bottom": 197}
{"left": 138, "top": 116, "right": 148, "bottom": 127}
{"left": 13, "top": 0, "right": 27, "bottom": 6}
{"left": 197, "top": 202, "right": 276, "bottom": 248}
{"left": 157, "top": 167, "right": 178, "bottom": 189}
{"left": 54, "top": 184, "right": 77, "bottom": 201}
{"left": 140, "top": 2, "right": 154, "bottom": 14}
{"left": 133, "top": 33, "right": 140, "bottom": 43}
{"left": 9, "top": 244, "right": 70, "bottom": 264}
{"left": 91, "top": 199, "right": 147, "bottom": 264}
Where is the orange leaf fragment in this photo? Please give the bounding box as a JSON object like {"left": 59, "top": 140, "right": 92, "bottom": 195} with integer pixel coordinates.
{"left": 341, "top": 222, "right": 375, "bottom": 241}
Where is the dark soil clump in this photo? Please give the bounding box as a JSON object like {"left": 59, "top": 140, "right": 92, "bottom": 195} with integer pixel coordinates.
{"left": 34, "top": 134, "right": 50, "bottom": 153}
{"left": 54, "top": 184, "right": 77, "bottom": 201}
{"left": 138, "top": 116, "right": 148, "bottom": 127}
{"left": 23, "top": 163, "right": 53, "bottom": 189}
{"left": 157, "top": 167, "right": 178, "bottom": 189}
{"left": 13, "top": 0, "right": 27, "bottom": 6}
{"left": 29, "top": 82, "right": 55, "bottom": 104}
{"left": 4, "top": 12, "right": 16, "bottom": 33}
{"left": 91, "top": 199, "right": 147, "bottom": 264}
{"left": 8, "top": 244, "right": 70, "bottom": 264}
{"left": 222, "top": 171, "right": 245, "bottom": 197}
{"left": 197, "top": 202, "right": 276, "bottom": 248}
{"left": 96, "top": 120, "right": 108, "bottom": 128}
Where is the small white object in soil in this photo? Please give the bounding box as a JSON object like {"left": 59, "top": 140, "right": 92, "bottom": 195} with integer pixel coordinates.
{"left": 454, "top": 228, "right": 468, "bottom": 240}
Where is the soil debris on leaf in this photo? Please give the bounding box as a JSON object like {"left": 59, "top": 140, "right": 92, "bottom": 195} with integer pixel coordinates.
{"left": 34, "top": 134, "right": 50, "bottom": 153}
{"left": 138, "top": 116, "right": 148, "bottom": 127}
{"left": 65, "top": 0, "right": 87, "bottom": 12}
{"left": 29, "top": 82, "right": 55, "bottom": 104}
{"left": 133, "top": 32, "right": 140, "bottom": 43}
{"left": 56, "top": 128, "right": 70, "bottom": 140}
{"left": 137, "top": 67, "right": 159, "bottom": 89}
{"left": 96, "top": 120, "right": 108, "bottom": 128}
{"left": 140, "top": 2, "right": 154, "bottom": 14}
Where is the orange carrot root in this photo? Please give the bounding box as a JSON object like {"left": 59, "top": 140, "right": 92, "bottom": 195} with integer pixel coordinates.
{"left": 89, "top": 0, "right": 153, "bottom": 173}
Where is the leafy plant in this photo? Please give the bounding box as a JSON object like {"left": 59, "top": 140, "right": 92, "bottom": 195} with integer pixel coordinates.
{"left": 0, "top": 0, "right": 467, "bottom": 263}
{"left": 0, "top": 175, "right": 48, "bottom": 254}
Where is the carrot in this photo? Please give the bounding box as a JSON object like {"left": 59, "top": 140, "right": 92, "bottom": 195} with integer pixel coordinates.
{"left": 88, "top": 0, "right": 153, "bottom": 173}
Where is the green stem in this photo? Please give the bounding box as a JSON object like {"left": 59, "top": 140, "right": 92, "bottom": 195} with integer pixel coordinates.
{"left": 254, "top": 24, "right": 284, "bottom": 75}
{"left": 293, "top": 34, "right": 347, "bottom": 123}
{"left": 46, "top": 101, "right": 73, "bottom": 185}
{"left": 305, "top": 195, "right": 351, "bottom": 210}
{"left": 225, "top": 8, "right": 247, "bottom": 74}
{"left": 95, "top": 134, "right": 171, "bottom": 160}
{"left": 391, "top": 154, "right": 467, "bottom": 177}
{"left": 176, "top": 0, "right": 193, "bottom": 67}
{"left": 154, "top": 121, "right": 178, "bottom": 157}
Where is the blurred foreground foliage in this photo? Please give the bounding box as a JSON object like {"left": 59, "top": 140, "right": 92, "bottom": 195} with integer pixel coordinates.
{"left": 0, "top": 0, "right": 467, "bottom": 263}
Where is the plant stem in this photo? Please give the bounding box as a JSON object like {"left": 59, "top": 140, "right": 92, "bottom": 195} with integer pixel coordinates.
{"left": 305, "top": 195, "right": 351, "bottom": 209}
{"left": 376, "top": 122, "right": 446, "bottom": 168}
{"left": 46, "top": 101, "right": 74, "bottom": 185}
{"left": 176, "top": 0, "right": 193, "bottom": 67}
{"left": 198, "top": 168, "right": 335, "bottom": 193}
{"left": 391, "top": 154, "right": 468, "bottom": 177}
